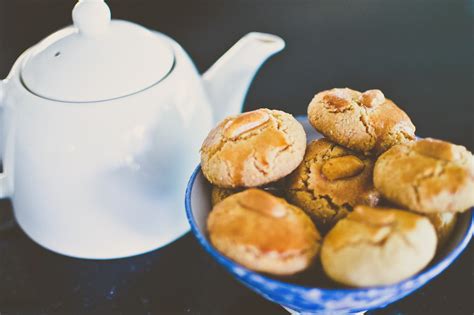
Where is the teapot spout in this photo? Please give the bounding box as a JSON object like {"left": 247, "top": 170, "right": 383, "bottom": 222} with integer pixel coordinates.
{"left": 202, "top": 32, "right": 285, "bottom": 123}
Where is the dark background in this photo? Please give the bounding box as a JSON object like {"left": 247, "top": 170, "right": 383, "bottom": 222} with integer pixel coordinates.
{"left": 0, "top": 0, "right": 473, "bottom": 314}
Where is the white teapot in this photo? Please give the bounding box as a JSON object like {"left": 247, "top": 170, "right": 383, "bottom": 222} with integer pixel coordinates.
{"left": 0, "top": 0, "right": 284, "bottom": 258}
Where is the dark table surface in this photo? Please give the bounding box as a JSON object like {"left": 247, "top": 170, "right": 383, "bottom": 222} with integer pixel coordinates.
{"left": 0, "top": 0, "right": 473, "bottom": 314}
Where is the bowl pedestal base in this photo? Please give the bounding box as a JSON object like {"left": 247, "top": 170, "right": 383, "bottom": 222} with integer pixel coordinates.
{"left": 282, "top": 306, "right": 366, "bottom": 315}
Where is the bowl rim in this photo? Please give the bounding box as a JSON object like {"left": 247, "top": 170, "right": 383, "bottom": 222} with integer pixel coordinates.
{"left": 185, "top": 165, "right": 474, "bottom": 294}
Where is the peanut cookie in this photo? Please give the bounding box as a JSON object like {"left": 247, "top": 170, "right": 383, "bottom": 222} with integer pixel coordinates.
{"left": 307, "top": 88, "right": 415, "bottom": 155}
{"left": 207, "top": 189, "right": 321, "bottom": 275}
{"left": 374, "top": 138, "right": 474, "bottom": 213}
{"left": 286, "top": 139, "right": 380, "bottom": 230}
{"left": 321, "top": 206, "right": 437, "bottom": 287}
{"left": 201, "top": 109, "right": 306, "bottom": 188}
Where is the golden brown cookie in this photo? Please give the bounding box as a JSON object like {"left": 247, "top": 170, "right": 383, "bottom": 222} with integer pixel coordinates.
{"left": 211, "top": 181, "right": 286, "bottom": 206}
{"left": 207, "top": 189, "right": 321, "bottom": 275}
{"left": 286, "top": 139, "right": 380, "bottom": 230}
{"left": 321, "top": 206, "right": 437, "bottom": 287}
{"left": 425, "top": 212, "right": 457, "bottom": 248}
{"left": 201, "top": 109, "right": 306, "bottom": 188}
{"left": 307, "top": 88, "right": 415, "bottom": 155}
{"left": 211, "top": 186, "right": 242, "bottom": 206}
{"left": 374, "top": 138, "right": 474, "bottom": 213}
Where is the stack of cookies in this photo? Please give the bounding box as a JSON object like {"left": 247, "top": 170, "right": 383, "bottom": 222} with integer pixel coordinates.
{"left": 200, "top": 88, "right": 474, "bottom": 287}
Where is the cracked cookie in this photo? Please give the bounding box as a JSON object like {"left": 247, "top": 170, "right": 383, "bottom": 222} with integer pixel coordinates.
{"left": 307, "top": 88, "right": 416, "bottom": 155}
{"left": 374, "top": 138, "right": 474, "bottom": 213}
{"left": 321, "top": 205, "right": 437, "bottom": 287}
{"left": 211, "top": 186, "right": 242, "bottom": 206}
{"left": 286, "top": 138, "right": 380, "bottom": 231}
{"left": 207, "top": 189, "right": 321, "bottom": 275}
{"left": 211, "top": 180, "right": 286, "bottom": 206}
{"left": 425, "top": 212, "right": 457, "bottom": 248}
{"left": 201, "top": 109, "right": 307, "bottom": 188}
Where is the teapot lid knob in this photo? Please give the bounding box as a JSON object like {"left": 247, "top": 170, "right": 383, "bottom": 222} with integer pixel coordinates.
{"left": 72, "top": 0, "right": 111, "bottom": 37}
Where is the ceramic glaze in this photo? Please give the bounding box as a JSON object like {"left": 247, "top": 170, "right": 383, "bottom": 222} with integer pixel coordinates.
{"left": 0, "top": 0, "right": 285, "bottom": 259}
{"left": 185, "top": 117, "right": 474, "bottom": 314}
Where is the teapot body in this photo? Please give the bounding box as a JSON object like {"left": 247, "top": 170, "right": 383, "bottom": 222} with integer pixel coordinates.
{"left": 1, "top": 33, "right": 213, "bottom": 258}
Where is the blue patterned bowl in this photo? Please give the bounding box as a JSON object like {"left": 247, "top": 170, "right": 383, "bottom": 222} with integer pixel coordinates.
{"left": 185, "top": 118, "right": 473, "bottom": 314}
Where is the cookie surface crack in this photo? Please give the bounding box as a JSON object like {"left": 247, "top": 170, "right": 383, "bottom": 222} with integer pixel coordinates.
{"left": 411, "top": 161, "right": 446, "bottom": 208}
{"left": 319, "top": 194, "right": 342, "bottom": 212}
{"left": 358, "top": 106, "right": 376, "bottom": 146}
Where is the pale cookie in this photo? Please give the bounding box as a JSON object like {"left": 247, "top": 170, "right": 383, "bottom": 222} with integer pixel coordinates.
{"left": 201, "top": 109, "right": 307, "bottom": 188}
{"left": 207, "top": 189, "right": 321, "bottom": 275}
{"left": 321, "top": 206, "right": 437, "bottom": 287}
{"left": 425, "top": 212, "right": 457, "bottom": 249}
{"left": 307, "top": 88, "right": 415, "bottom": 155}
{"left": 374, "top": 138, "right": 474, "bottom": 213}
{"left": 286, "top": 138, "right": 380, "bottom": 230}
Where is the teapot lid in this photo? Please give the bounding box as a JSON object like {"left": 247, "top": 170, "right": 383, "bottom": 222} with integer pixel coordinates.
{"left": 21, "top": 0, "right": 174, "bottom": 102}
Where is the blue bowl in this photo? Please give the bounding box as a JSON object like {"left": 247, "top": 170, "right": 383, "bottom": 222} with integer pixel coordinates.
{"left": 185, "top": 118, "right": 473, "bottom": 314}
{"left": 185, "top": 166, "right": 473, "bottom": 313}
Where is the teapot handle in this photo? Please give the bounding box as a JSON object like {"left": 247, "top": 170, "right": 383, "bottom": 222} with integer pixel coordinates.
{"left": 0, "top": 80, "right": 13, "bottom": 231}
{"left": 0, "top": 80, "right": 8, "bottom": 198}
